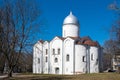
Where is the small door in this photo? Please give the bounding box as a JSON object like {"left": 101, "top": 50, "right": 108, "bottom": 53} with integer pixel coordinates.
{"left": 55, "top": 67, "right": 59, "bottom": 74}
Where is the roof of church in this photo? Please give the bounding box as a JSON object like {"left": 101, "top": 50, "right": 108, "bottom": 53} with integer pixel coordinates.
{"left": 57, "top": 36, "right": 65, "bottom": 40}
{"left": 75, "top": 36, "right": 100, "bottom": 47}
{"left": 63, "top": 11, "right": 79, "bottom": 26}
{"left": 38, "top": 36, "right": 100, "bottom": 47}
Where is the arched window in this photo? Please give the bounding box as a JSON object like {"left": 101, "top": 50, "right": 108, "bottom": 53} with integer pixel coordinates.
{"left": 66, "top": 54, "right": 69, "bottom": 61}
{"left": 55, "top": 58, "right": 58, "bottom": 63}
{"left": 38, "top": 58, "right": 40, "bottom": 64}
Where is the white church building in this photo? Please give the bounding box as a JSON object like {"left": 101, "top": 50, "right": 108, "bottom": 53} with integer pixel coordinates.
{"left": 33, "top": 12, "right": 103, "bottom": 74}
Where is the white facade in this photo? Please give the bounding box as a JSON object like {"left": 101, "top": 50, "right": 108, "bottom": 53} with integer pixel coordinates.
{"left": 33, "top": 12, "right": 103, "bottom": 74}
{"left": 50, "top": 37, "right": 63, "bottom": 74}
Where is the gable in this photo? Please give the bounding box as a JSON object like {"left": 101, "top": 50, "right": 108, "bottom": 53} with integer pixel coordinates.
{"left": 43, "top": 41, "right": 49, "bottom": 45}
{"left": 64, "top": 37, "right": 75, "bottom": 43}
{"left": 50, "top": 36, "right": 63, "bottom": 47}
{"left": 50, "top": 36, "right": 63, "bottom": 43}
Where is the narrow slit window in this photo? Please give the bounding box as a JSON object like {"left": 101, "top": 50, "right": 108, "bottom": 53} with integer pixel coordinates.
{"left": 58, "top": 48, "right": 60, "bottom": 54}
{"left": 46, "top": 57, "right": 48, "bottom": 62}
{"left": 53, "top": 49, "right": 55, "bottom": 55}
{"left": 66, "top": 54, "right": 69, "bottom": 61}
{"left": 46, "top": 49, "right": 48, "bottom": 55}
{"left": 91, "top": 54, "right": 93, "bottom": 60}
{"left": 83, "top": 56, "right": 85, "bottom": 62}
{"left": 38, "top": 58, "right": 40, "bottom": 64}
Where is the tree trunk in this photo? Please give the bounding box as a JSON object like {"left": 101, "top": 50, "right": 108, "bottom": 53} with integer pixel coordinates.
{"left": 1, "top": 66, "right": 4, "bottom": 73}
{"left": 8, "top": 70, "right": 12, "bottom": 77}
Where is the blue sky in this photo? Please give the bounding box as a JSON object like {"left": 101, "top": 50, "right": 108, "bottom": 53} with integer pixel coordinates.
{"left": 37, "top": 0, "right": 116, "bottom": 46}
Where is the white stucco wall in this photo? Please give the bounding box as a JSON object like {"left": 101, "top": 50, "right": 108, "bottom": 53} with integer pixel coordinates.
{"left": 33, "top": 40, "right": 102, "bottom": 74}
{"left": 50, "top": 37, "right": 63, "bottom": 74}
{"left": 33, "top": 41, "right": 43, "bottom": 74}
{"left": 75, "top": 44, "right": 87, "bottom": 74}
{"left": 43, "top": 41, "right": 49, "bottom": 74}
{"left": 63, "top": 25, "right": 79, "bottom": 38}
{"left": 63, "top": 38, "right": 75, "bottom": 74}
{"left": 89, "top": 46, "right": 99, "bottom": 73}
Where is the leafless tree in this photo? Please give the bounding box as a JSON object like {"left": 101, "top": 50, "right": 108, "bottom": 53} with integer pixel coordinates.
{"left": 12, "top": 53, "right": 33, "bottom": 73}
{"left": 20, "top": 53, "right": 33, "bottom": 72}
{"left": 109, "top": 0, "right": 120, "bottom": 55}
{"left": 103, "top": 0, "right": 120, "bottom": 70}
{"left": 103, "top": 40, "right": 117, "bottom": 70}
{"left": 0, "top": 0, "right": 41, "bottom": 77}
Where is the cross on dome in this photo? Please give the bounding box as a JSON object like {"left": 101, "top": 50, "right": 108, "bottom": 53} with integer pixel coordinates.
{"left": 70, "top": 11, "right": 72, "bottom": 15}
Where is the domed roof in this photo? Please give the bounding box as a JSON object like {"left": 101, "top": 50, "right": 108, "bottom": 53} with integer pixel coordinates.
{"left": 63, "top": 11, "right": 79, "bottom": 26}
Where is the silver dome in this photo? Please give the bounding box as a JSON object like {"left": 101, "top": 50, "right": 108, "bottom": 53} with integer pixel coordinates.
{"left": 63, "top": 12, "right": 79, "bottom": 26}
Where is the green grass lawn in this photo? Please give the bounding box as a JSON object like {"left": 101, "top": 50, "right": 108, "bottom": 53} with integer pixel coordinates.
{"left": 4, "top": 73, "right": 120, "bottom": 80}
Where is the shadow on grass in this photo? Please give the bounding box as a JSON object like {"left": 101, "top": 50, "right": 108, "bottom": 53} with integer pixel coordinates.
{"left": 3, "top": 73, "right": 120, "bottom": 80}
{"left": 31, "top": 76, "right": 72, "bottom": 80}
{"left": 4, "top": 75, "right": 74, "bottom": 80}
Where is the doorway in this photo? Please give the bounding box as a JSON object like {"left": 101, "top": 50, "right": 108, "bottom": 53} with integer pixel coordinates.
{"left": 55, "top": 67, "right": 59, "bottom": 74}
